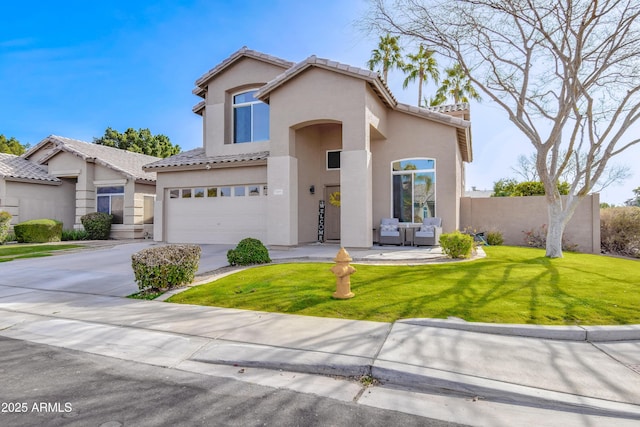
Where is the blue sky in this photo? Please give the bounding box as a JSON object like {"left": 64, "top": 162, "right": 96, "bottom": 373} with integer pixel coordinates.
{"left": 1, "top": 0, "right": 637, "bottom": 204}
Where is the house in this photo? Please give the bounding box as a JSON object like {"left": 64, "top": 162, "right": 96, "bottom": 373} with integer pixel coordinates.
{"left": 144, "top": 47, "right": 472, "bottom": 248}
{"left": 0, "top": 152, "right": 75, "bottom": 226}
{"left": 15, "top": 135, "right": 160, "bottom": 239}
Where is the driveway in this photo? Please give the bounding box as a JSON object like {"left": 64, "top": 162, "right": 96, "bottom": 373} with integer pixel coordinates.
{"left": 0, "top": 241, "right": 235, "bottom": 297}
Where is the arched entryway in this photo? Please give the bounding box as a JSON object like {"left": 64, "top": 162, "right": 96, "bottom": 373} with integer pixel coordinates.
{"left": 292, "top": 121, "right": 343, "bottom": 244}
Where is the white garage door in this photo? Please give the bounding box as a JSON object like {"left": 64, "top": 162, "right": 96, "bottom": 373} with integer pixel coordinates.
{"left": 164, "top": 186, "right": 267, "bottom": 244}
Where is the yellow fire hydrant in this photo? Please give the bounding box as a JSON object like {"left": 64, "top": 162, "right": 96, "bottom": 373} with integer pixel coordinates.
{"left": 330, "top": 247, "right": 356, "bottom": 299}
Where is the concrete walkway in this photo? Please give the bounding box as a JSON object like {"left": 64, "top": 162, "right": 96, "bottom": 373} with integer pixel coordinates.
{"left": 1, "top": 241, "right": 639, "bottom": 426}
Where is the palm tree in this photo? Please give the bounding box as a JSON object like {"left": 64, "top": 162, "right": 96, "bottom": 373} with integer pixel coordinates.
{"left": 402, "top": 44, "right": 439, "bottom": 107}
{"left": 367, "top": 34, "right": 404, "bottom": 82}
{"left": 431, "top": 62, "right": 481, "bottom": 105}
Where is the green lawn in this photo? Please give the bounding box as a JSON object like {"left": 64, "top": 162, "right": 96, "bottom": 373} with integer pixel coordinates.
{"left": 0, "top": 244, "right": 82, "bottom": 262}
{"left": 168, "top": 246, "right": 640, "bottom": 325}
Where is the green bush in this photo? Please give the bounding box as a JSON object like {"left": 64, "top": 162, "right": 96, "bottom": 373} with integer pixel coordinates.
{"left": 131, "top": 244, "right": 201, "bottom": 291}
{"left": 14, "top": 219, "right": 63, "bottom": 243}
{"left": 0, "top": 211, "right": 12, "bottom": 244}
{"left": 601, "top": 207, "right": 640, "bottom": 258}
{"left": 439, "top": 231, "right": 474, "bottom": 259}
{"left": 61, "top": 229, "right": 89, "bottom": 241}
{"left": 486, "top": 230, "right": 504, "bottom": 246}
{"left": 227, "top": 238, "right": 271, "bottom": 266}
{"left": 81, "top": 212, "right": 113, "bottom": 240}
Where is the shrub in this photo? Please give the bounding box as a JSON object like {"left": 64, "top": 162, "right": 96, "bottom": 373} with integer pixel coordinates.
{"left": 0, "top": 211, "right": 12, "bottom": 244}
{"left": 81, "top": 212, "right": 113, "bottom": 240}
{"left": 522, "top": 224, "right": 578, "bottom": 252}
{"left": 439, "top": 231, "right": 474, "bottom": 259}
{"left": 131, "top": 244, "right": 201, "bottom": 291}
{"left": 61, "top": 229, "right": 89, "bottom": 241}
{"left": 601, "top": 207, "right": 640, "bottom": 258}
{"left": 486, "top": 230, "right": 504, "bottom": 246}
{"left": 227, "top": 238, "right": 271, "bottom": 266}
{"left": 14, "top": 219, "right": 63, "bottom": 243}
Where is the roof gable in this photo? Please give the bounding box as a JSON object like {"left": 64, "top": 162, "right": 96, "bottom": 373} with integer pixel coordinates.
{"left": 193, "top": 47, "right": 294, "bottom": 98}
{"left": 0, "top": 153, "right": 60, "bottom": 184}
{"left": 24, "top": 135, "right": 161, "bottom": 183}
{"left": 255, "top": 55, "right": 397, "bottom": 109}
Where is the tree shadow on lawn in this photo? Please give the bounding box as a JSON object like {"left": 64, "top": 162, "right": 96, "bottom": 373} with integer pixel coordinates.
{"left": 178, "top": 254, "right": 640, "bottom": 325}
{"left": 353, "top": 257, "right": 564, "bottom": 324}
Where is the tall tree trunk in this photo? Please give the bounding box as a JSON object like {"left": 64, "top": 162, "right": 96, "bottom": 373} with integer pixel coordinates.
{"left": 545, "top": 195, "right": 581, "bottom": 258}
{"left": 545, "top": 199, "right": 565, "bottom": 258}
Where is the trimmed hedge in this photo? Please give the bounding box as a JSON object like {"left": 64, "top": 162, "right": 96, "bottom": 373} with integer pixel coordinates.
{"left": 439, "top": 231, "right": 474, "bottom": 259}
{"left": 14, "top": 219, "right": 63, "bottom": 243}
{"left": 0, "top": 211, "right": 11, "bottom": 244}
{"left": 81, "top": 212, "right": 113, "bottom": 240}
{"left": 132, "top": 244, "right": 201, "bottom": 291}
{"left": 227, "top": 238, "right": 271, "bottom": 266}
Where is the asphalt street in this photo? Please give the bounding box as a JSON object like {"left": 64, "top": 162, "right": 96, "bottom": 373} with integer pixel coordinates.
{"left": 0, "top": 336, "right": 463, "bottom": 427}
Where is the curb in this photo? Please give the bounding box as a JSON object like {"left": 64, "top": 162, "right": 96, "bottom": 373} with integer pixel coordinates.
{"left": 399, "top": 318, "right": 640, "bottom": 342}
{"left": 371, "top": 360, "right": 640, "bottom": 420}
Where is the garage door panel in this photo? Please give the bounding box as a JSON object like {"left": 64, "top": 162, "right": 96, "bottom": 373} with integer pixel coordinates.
{"left": 165, "top": 197, "right": 267, "bottom": 244}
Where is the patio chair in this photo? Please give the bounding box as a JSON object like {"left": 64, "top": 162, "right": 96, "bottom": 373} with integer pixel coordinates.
{"left": 378, "top": 218, "right": 403, "bottom": 246}
{"left": 414, "top": 217, "right": 442, "bottom": 246}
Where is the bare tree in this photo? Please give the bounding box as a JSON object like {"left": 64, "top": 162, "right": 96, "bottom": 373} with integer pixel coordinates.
{"left": 512, "top": 152, "right": 631, "bottom": 192}
{"left": 367, "top": 0, "right": 640, "bottom": 257}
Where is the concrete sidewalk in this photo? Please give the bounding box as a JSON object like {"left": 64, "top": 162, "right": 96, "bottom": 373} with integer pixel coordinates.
{"left": 1, "top": 241, "right": 640, "bottom": 425}
{"left": 1, "top": 286, "right": 640, "bottom": 424}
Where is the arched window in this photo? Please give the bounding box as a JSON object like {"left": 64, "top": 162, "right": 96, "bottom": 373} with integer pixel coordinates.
{"left": 233, "top": 89, "right": 269, "bottom": 143}
{"left": 391, "top": 158, "right": 436, "bottom": 222}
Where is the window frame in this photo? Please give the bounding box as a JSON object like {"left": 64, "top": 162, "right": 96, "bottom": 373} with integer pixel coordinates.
{"left": 326, "top": 150, "right": 341, "bottom": 170}
{"left": 96, "top": 185, "right": 125, "bottom": 224}
{"left": 232, "top": 89, "right": 269, "bottom": 144}
{"left": 390, "top": 158, "right": 436, "bottom": 223}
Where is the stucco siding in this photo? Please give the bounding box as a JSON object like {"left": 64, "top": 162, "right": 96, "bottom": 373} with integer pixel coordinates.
{"left": 5, "top": 180, "right": 75, "bottom": 228}
{"left": 204, "top": 57, "right": 288, "bottom": 155}
{"left": 460, "top": 195, "right": 600, "bottom": 253}
{"left": 371, "top": 110, "right": 461, "bottom": 233}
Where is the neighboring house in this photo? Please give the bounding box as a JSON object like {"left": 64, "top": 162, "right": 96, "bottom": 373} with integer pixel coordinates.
{"left": 0, "top": 153, "right": 75, "bottom": 226}
{"left": 19, "top": 135, "right": 160, "bottom": 239}
{"left": 144, "top": 47, "right": 472, "bottom": 248}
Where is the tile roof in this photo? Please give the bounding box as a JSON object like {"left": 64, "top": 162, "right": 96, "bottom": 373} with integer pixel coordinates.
{"left": 0, "top": 153, "right": 61, "bottom": 184}
{"left": 143, "top": 148, "right": 269, "bottom": 170}
{"left": 427, "top": 103, "right": 470, "bottom": 113}
{"left": 193, "top": 47, "right": 294, "bottom": 97}
{"left": 395, "top": 103, "right": 469, "bottom": 128}
{"left": 25, "top": 135, "right": 160, "bottom": 183}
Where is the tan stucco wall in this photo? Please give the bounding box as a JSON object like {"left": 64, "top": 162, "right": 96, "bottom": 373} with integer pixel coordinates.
{"left": 460, "top": 195, "right": 600, "bottom": 253}
{"left": 267, "top": 67, "right": 380, "bottom": 247}
{"left": 4, "top": 179, "right": 75, "bottom": 228}
{"left": 203, "top": 57, "right": 288, "bottom": 157}
{"left": 371, "top": 110, "right": 464, "bottom": 234}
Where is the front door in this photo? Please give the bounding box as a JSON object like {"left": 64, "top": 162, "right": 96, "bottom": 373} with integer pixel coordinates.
{"left": 324, "top": 185, "right": 340, "bottom": 241}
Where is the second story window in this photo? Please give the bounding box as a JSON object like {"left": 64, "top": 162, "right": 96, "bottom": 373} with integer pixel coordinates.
{"left": 233, "top": 89, "right": 269, "bottom": 143}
